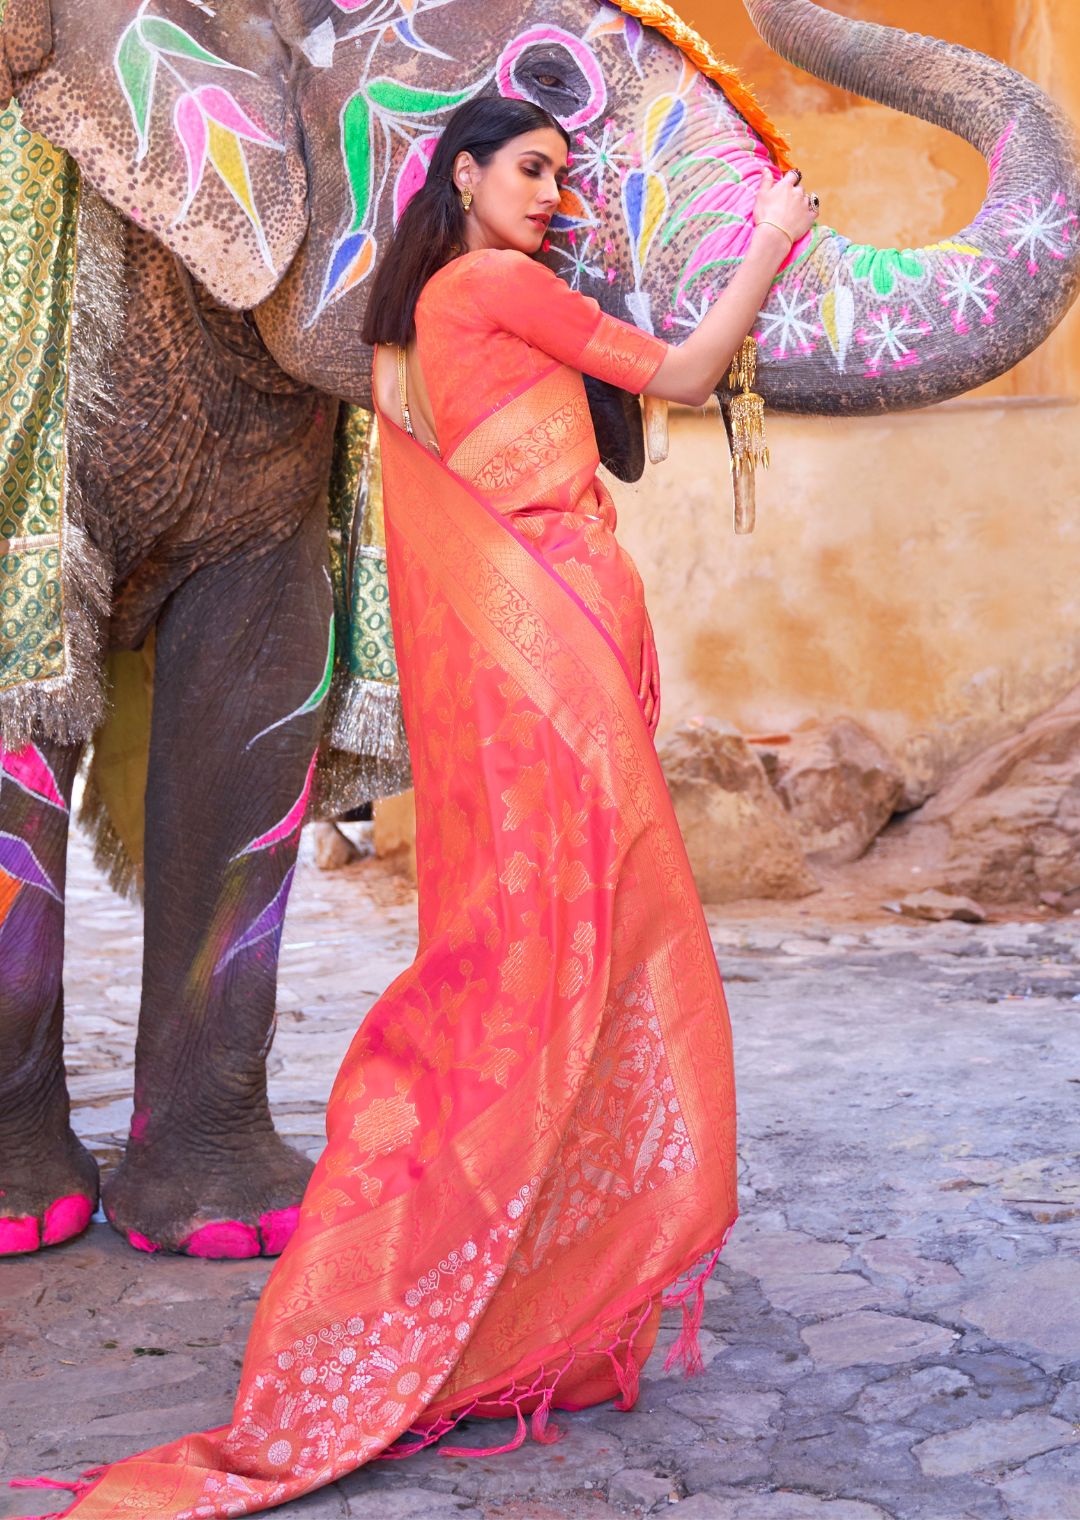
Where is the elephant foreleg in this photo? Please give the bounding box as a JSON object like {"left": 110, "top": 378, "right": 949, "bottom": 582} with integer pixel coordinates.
{"left": 0, "top": 740, "right": 97, "bottom": 1253}
{"left": 100, "top": 501, "right": 333, "bottom": 1257}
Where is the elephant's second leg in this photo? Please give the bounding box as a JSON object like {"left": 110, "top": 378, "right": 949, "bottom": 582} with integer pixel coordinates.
{"left": 101, "top": 512, "right": 332, "bottom": 1257}
{"left": 0, "top": 741, "right": 98, "bottom": 1253}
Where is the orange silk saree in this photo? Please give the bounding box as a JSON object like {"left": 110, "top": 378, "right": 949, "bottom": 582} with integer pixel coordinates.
{"left": 35, "top": 251, "right": 737, "bottom": 1519}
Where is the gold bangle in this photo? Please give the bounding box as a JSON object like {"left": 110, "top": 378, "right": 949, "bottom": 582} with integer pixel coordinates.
{"left": 753, "top": 218, "right": 794, "bottom": 250}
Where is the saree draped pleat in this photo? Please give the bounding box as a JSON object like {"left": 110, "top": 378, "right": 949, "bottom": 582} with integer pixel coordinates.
{"left": 50, "top": 250, "right": 737, "bottom": 1519}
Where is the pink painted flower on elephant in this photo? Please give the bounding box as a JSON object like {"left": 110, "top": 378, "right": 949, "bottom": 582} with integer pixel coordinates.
{"left": 0, "top": 743, "right": 67, "bottom": 811}
{"left": 172, "top": 85, "right": 284, "bottom": 266}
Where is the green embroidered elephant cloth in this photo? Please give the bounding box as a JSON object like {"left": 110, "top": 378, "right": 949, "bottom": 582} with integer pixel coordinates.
{"left": 0, "top": 102, "right": 79, "bottom": 701}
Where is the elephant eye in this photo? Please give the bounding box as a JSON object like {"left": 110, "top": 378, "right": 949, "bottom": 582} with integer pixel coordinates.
{"left": 512, "top": 41, "right": 591, "bottom": 118}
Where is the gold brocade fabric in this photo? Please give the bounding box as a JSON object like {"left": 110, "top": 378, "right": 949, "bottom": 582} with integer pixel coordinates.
{"left": 326, "top": 404, "right": 398, "bottom": 693}
{"left": 322, "top": 402, "right": 412, "bottom": 801}
{"left": 0, "top": 102, "right": 80, "bottom": 695}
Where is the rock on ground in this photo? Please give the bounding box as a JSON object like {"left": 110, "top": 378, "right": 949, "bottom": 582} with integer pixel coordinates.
{"left": 751, "top": 718, "right": 905, "bottom": 865}
{"left": 888, "top": 682, "right": 1080, "bottom": 903}
{"left": 657, "top": 718, "right": 819, "bottom": 901}
{"left": 894, "top": 889, "right": 987, "bottom": 923}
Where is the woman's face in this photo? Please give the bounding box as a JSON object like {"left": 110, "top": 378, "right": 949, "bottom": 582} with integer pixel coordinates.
{"left": 455, "top": 128, "right": 569, "bottom": 256}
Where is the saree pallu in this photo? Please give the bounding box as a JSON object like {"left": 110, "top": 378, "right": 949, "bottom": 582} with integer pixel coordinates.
{"left": 44, "top": 394, "right": 737, "bottom": 1520}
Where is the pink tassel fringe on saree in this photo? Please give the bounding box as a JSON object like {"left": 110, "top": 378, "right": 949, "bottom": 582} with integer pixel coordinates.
{"left": 30, "top": 250, "right": 737, "bottom": 1518}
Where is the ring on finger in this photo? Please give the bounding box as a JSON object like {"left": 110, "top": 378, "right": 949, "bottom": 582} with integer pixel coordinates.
{"left": 809, "top": 192, "right": 820, "bottom": 211}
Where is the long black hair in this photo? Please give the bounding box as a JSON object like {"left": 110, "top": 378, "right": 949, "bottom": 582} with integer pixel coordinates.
{"left": 361, "top": 96, "right": 570, "bottom": 347}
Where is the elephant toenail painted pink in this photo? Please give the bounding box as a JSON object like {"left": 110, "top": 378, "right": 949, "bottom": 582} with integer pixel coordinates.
{"left": 128, "top": 1231, "right": 163, "bottom": 1253}
{"left": 0, "top": 1215, "right": 41, "bottom": 1254}
{"left": 259, "top": 1207, "right": 300, "bottom": 1255}
{"left": 42, "top": 1194, "right": 93, "bottom": 1246}
{"left": 182, "top": 1221, "right": 261, "bottom": 1258}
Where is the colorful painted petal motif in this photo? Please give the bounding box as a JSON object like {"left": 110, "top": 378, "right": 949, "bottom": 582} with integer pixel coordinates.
{"left": 0, "top": 868, "right": 19, "bottom": 938}
{"left": 247, "top": 621, "right": 335, "bottom": 748}
{"left": 987, "top": 118, "right": 1017, "bottom": 190}
{"left": 138, "top": 16, "right": 248, "bottom": 71}
{"left": 676, "top": 221, "right": 751, "bottom": 300}
{"left": 319, "top": 229, "right": 377, "bottom": 311}
{"left": 0, "top": 833, "right": 61, "bottom": 900}
{"left": 173, "top": 92, "right": 208, "bottom": 223}
{"left": 233, "top": 752, "right": 318, "bottom": 859}
{"left": 623, "top": 169, "right": 668, "bottom": 280}
{"left": 662, "top": 181, "right": 743, "bottom": 248}
{"left": 205, "top": 117, "right": 275, "bottom": 271}
{"left": 821, "top": 281, "right": 856, "bottom": 370}
{"left": 365, "top": 79, "right": 475, "bottom": 116}
{"left": 194, "top": 86, "right": 280, "bottom": 145}
{"left": 115, "top": 10, "right": 278, "bottom": 248}
{"left": 642, "top": 94, "right": 685, "bottom": 165}
{"left": 550, "top": 185, "right": 596, "bottom": 234}
{"left": 116, "top": 22, "right": 158, "bottom": 160}
{"left": 342, "top": 91, "right": 373, "bottom": 232}
{"left": 215, "top": 866, "right": 296, "bottom": 974}
{"left": 394, "top": 135, "right": 439, "bottom": 226}
{"left": 0, "top": 744, "right": 67, "bottom": 810}
{"left": 392, "top": 18, "right": 452, "bottom": 61}
{"left": 849, "top": 245, "right": 927, "bottom": 297}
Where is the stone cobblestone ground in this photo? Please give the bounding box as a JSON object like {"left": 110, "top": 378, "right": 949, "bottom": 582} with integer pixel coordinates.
{"left": 2, "top": 825, "right": 1079, "bottom": 1520}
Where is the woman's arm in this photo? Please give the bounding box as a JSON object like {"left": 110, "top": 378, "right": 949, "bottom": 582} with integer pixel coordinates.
{"left": 645, "top": 171, "right": 817, "bottom": 408}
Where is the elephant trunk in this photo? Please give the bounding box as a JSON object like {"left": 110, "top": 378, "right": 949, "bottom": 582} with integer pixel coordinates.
{"left": 742, "top": 0, "right": 1080, "bottom": 413}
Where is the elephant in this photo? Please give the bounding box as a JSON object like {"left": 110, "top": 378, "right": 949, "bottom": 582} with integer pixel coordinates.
{"left": 1, "top": 0, "right": 1077, "bottom": 1258}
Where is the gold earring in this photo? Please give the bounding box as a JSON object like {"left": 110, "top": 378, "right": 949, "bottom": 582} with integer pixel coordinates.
{"left": 459, "top": 187, "right": 473, "bottom": 212}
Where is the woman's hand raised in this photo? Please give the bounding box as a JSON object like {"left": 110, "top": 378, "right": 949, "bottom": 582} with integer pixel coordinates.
{"left": 644, "top": 169, "right": 820, "bottom": 408}
{"left": 752, "top": 169, "right": 819, "bottom": 250}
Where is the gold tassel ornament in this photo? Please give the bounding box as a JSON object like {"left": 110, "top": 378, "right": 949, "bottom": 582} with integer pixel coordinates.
{"left": 726, "top": 335, "right": 768, "bottom": 535}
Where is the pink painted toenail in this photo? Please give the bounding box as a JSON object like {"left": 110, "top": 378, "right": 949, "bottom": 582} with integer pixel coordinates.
{"left": 42, "top": 1194, "right": 93, "bottom": 1246}
{"left": 182, "top": 1221, "right": 261, "bottom": 1258}
{"left": 128, "top": 1231, "right": 163, "bottom": 1253}
{"left": 0, "top": 1215, "right": 41, "bottom": 1254}
{"left": 259, "top": 1207, "right": 300, "bottom": 1255}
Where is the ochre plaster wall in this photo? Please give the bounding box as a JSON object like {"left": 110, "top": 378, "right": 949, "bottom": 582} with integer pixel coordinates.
{"left": 616, "top": 0, "right": 1080, "bottom": 797}
{"left": 616, "top": 400, "right": 1079, "bottom": 801}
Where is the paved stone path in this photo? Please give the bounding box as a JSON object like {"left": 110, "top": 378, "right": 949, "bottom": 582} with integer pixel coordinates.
{"left": 2, "top": 825, "right": 1079, "bottom": 1520}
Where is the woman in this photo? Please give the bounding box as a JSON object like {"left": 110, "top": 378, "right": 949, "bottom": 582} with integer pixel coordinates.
{"left": 28, "top": 97, "right": 815, "bottom": 1519}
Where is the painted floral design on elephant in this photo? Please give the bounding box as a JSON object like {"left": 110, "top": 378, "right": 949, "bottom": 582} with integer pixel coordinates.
{"left": 307, "top": 0, "right": 815, "bottom": 331}
{"left": 114, "top": 1, "right": 285, "bottom": 268}
{"left": 0, "top": 742, "right": 68, "bottom": 811}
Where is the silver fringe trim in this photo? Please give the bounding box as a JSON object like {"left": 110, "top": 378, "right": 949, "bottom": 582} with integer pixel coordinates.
{"left": 0, "top": 187, "right": 123, "bottom": 750}
{"left": 326, "top": 671, "right": 412, "bottom": 776}
{"left": 314, "top": 675, "right": 413, "bottom": 817}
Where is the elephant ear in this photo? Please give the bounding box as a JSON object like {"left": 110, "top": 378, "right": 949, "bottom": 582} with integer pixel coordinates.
{"left": 14, "top": 0, "right": 306, "bottom": 309}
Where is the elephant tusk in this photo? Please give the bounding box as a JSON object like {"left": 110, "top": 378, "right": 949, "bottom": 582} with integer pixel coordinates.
{"left": 732, "top": 469, "right": 756, "bottom": 535}
{"left": 642, "top": 395, "right": 669, "bottom": 464}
